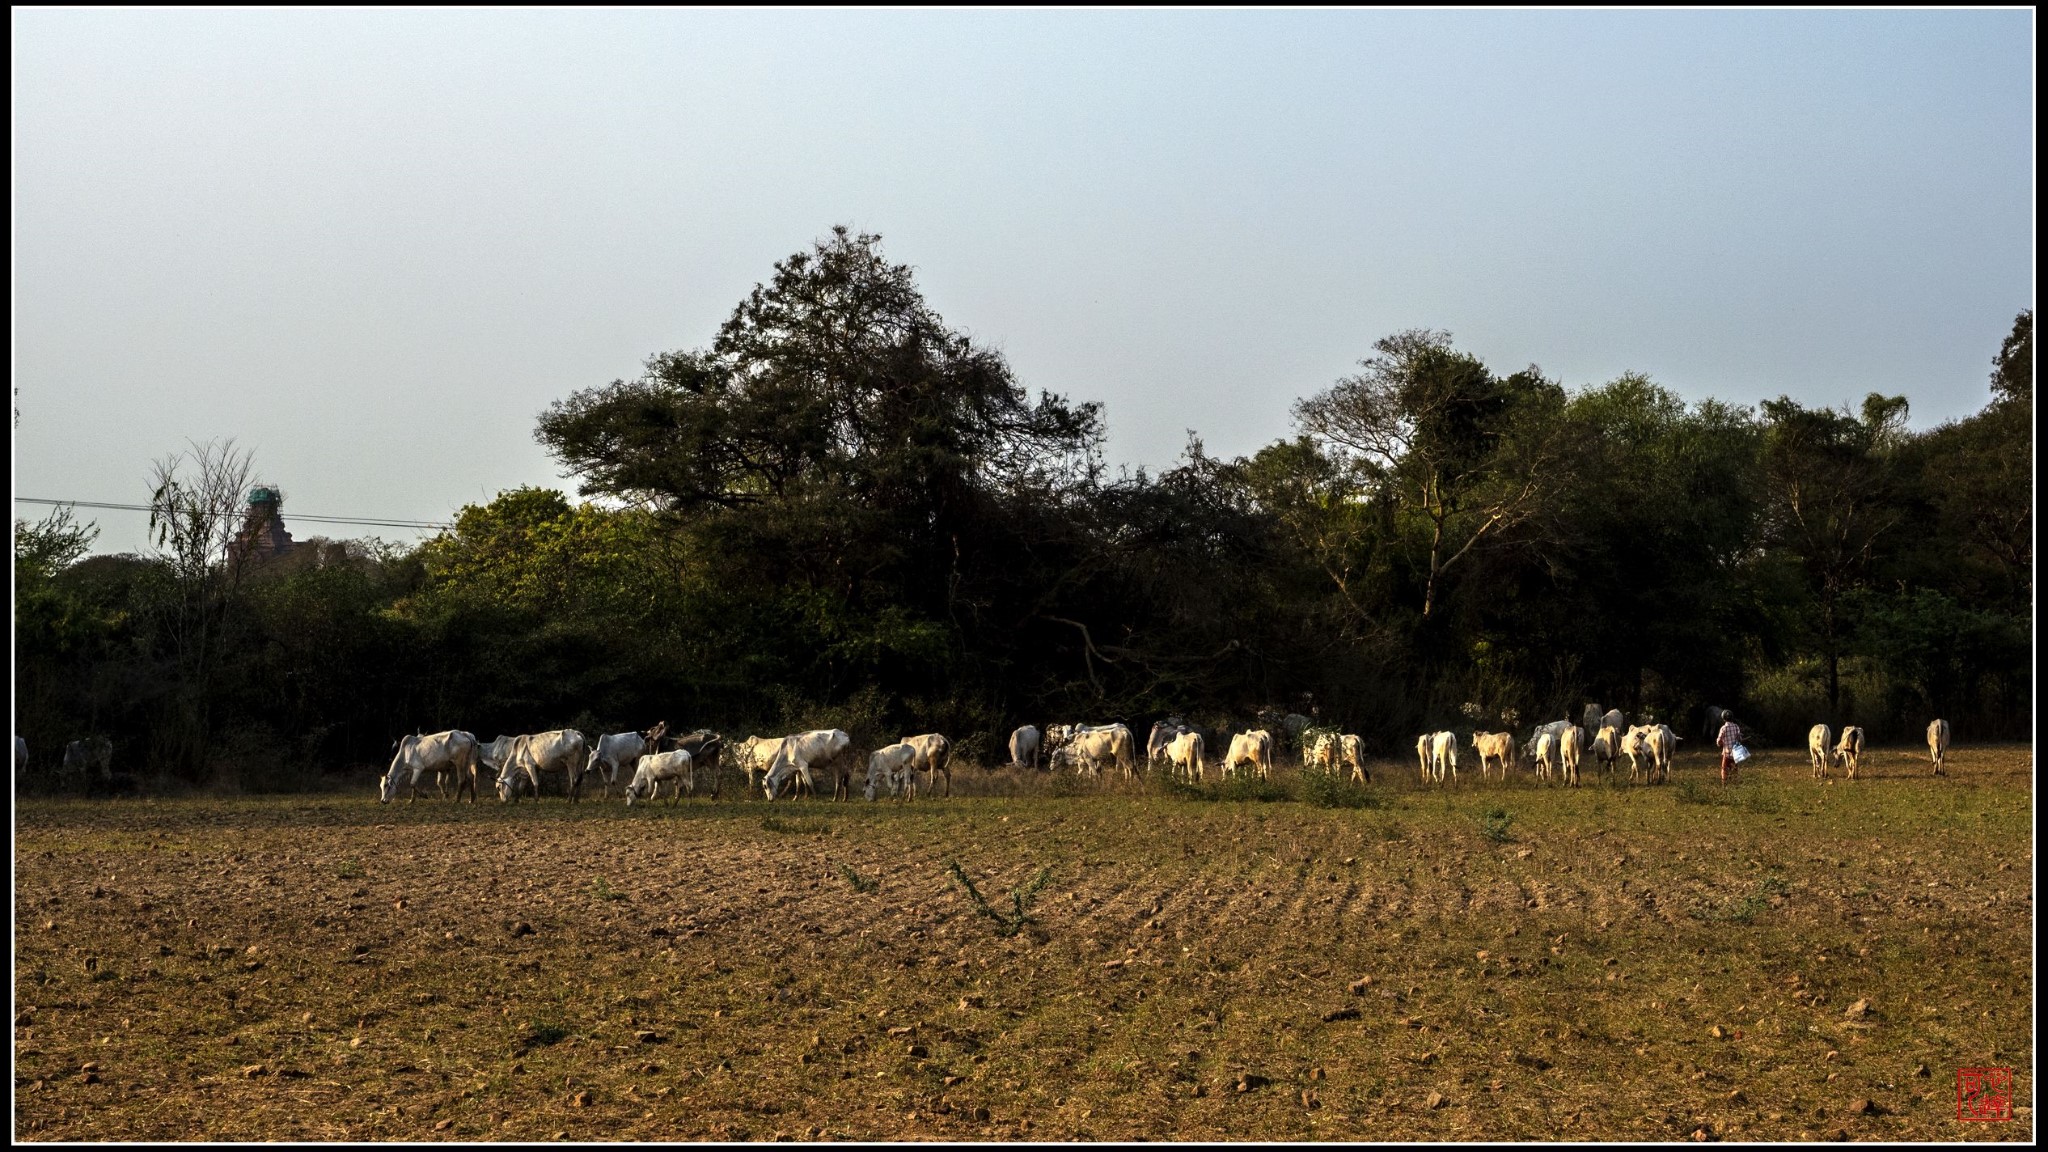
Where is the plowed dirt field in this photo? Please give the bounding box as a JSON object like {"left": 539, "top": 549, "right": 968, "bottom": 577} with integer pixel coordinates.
{"left": 14, "top": 744, "right": 2033, "bottom": 1141}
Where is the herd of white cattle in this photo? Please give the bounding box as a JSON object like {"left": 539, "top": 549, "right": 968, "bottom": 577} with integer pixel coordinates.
{"left": 13, "top": 707, "right": 1959, "bottom": 804}
{"left": 370, "top": 707, "right": 1959, "bottom": 804}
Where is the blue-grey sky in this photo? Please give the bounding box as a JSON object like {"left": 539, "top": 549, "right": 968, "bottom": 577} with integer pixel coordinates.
{"left": 13, "top": 9, "right": 2035, "bottom": 555}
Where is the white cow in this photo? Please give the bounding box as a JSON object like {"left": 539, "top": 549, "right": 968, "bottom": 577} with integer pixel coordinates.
{"left": 1428, "top": 730, "right": 1459, "bottom": 783}
{"left": 1834, "top": 726, "right": 1865, "bottom": 780}
{"left": 1338, "top": 734, "right": 1367, "bottom": 783}
{"left": 1525, "top": 719, "right": 1573, "bottom": 768}
{"left": 1588, "top": 725, "right": 1621, "bottom": 780}
{"left": 1009, "top": 725, "right": 1041, "bottom": 771}
{"left": 761, "top": 729, "right": 855, "bottom": 801}
{"left": 1557, "top": 724, "right": 1583, "bottom": 787}
{"left": 1415, "top": 734, "right": 1433, "bottom": 781}
{"left": 1060, "top": 725, "right": 1137, "bottom": 778}
{"left": 495, "top": 730, "right": 591, "bottom": 802}
{"left": 1225, "top": 730, "right": 1275, "bottom": 781}
{"left": 476, "top": 735, "right": 517, "bottom": 778}
{"left": 731, "top": 736, "right": 787, "bottom": 795}
{"left": 1581, "top": 704, "right": 1604, "bottom": 737}
{"left": 1927, "top": 719, "right": 1950, "bottom": 776}
{"left": 625, "top": 749, "right": 694, "bottom": 806}
{"left": 587, "top": 731, "right": 655, "bottom": 800}
{"left": 864, "top": 742, "right": 920, "bottom": 802}
{"left": 900, "top": 733, "right": 953, "bottom": 797}
{"left": 1644, "top": 724, "right": 1678, "bottom": 785}
{"left": 1600, "top": 709, "right": 1626, "bottom": 735}
{"left": 1303, "top": 732, "right": 1337, "bottom": 774}
{"left": 1620, "top": 726, "right": 1649, "bottom": 784}
{"left": 1807, "top": 724, "right": 1834, "bottom": 780}
{"left": 381, "top": 730, "right": 480, "bottom": 804}
{"left": 1147, "top": 720, "right": 1182, "bottom": 770}
{"left": 1472, "top": 731, "right": 1515, "bottom": 780}
{"left": 1534, "top": 732, "right": 1557, "bottom": 783}
{"left": 1167, "top": 730, "right": 1206, "bottom": 782}
{"left": 62, "top": 736, "right": 115, "bottom": 792}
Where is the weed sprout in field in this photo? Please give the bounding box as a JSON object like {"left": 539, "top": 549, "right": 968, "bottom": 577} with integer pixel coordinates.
{"left": 1480, "top": 806, "right": 1514, "bottom": 843}
{"left": 947, "top": 860, "right": 1053, "bottom": 937}
{"left": 838, "top": 863, "right": 878, "bottom": 894}
{"left": 335, "top": 859, "right": 364, "bottom": 879}
{"left": 590, "top": 876, "right": 627, "bottom": 902}
{"left": 1299, "top": 766, "right": 1382, "bottom": 810}
{"left": 1696, "top": 874, "right": 1791, "bottom": 924}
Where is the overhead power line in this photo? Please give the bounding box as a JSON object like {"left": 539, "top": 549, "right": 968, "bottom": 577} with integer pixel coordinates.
{"left": 13, "top": 496, "right": 452, "bottom": 531}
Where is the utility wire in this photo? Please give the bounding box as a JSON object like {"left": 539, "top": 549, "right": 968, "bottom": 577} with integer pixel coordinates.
{"left": 13, "top": 496, "right": 452, "bottom": 531}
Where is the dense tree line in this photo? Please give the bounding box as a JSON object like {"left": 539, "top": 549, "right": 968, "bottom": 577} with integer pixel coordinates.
{"left": 12, "top": 230, "right": 2032, "bottom": 790}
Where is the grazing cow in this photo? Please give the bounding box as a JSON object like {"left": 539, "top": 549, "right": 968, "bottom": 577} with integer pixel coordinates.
{"left": 761, "top": 729, "right": 856, "bottom": 801}
{"left": 1644, "top": 724, "right": 1679, "bottom": 785}
{"left": 1926, "top": 719, "right": 1950, "bottom": 776}
{"left": 62, "top": 736, "right": 115, "bottom": 793}
{"left": 495, "top": 730, "right": 591, "bottom": 802}
{"left": 1338, "top": 734, "right": 1368, "bottom": 783}
{"left": 624, "top": 749, "right": 694, "bottom": 806}
{"left": 1834, "top": 726, "right": 1865, "bottom": 780}
{"left": 1167, "top": 730, "right": 1206, "bottom": 782}
{"left": 1600, "top": 709, "right": 1626, "bottom": 735}
{"left": 381, "top": 730, "right": 480, "bottom": 804}
{"left": 1416, "top": 734, "right": 1433, "bottom": 781}
{"left": 864, "top": 743, "right": 920, "bottom": 802}
{"left": 1009, "top": 725, "right": 1041, "bottom": 771}
{"left": 1807, "top": 724, "right": 1834, "bottom": 780}
{"left": 1472, "top": 731, "right": 1516, "bottom": 780}
{"left": 900, "top": 733, "right": 953, "bottom": 797}
{"left": 1582, "top": 704, "right": 1604, "bottom": 737}
{"left": 1533, "top": 732, "right": 1557, "bottom": 783}
{"left": 731, "top": 736, "right": 788, "bottom": 795}
{"left": 1428, "top": 730, "right": 1459, "bottom": 783}
{"left": 1588, "top": 725, "right": 1621, "bottom": 780}
{"left": 1558, "top": 724, "right": 1584, "bottom": 787}
{"left": 586, "top": 731, "right": 655, "bottom": 800}
{"left": 1224, "top": 730, "right": 1275, "bottom": 781}
{"left": 1060, "top": 725, "right": 1137, "bottom": 778}
{"left": 476, "top": 735, "right": 517, "bottom": 779}
{"left": 1147, "top": 720, "right": 1182, "bottom": 770}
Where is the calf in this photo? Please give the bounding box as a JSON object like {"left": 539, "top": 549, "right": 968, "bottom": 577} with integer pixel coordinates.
{"left": 1534, "top": 732, "right": 1557, "bottom": 784}
{"left": 865, "top": 743, "right": 920, "bottom": 801}
{"left": 1927, "top": 719, "right": 1950, "bottom": 776}
{"left": 1472, "top": 731, "right": 1515, "bottom": 781}
{"left": 624, "top": 749, "right": 694, "bottom": 806}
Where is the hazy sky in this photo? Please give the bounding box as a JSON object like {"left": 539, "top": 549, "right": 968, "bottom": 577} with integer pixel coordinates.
{"left": 13, "top": 9, "right": 2034, "bottom": 555}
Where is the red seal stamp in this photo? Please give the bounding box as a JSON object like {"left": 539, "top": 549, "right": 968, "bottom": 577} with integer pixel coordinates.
{"left": 1956, "top": 1067, "right": 2013, "bottom": 1122}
